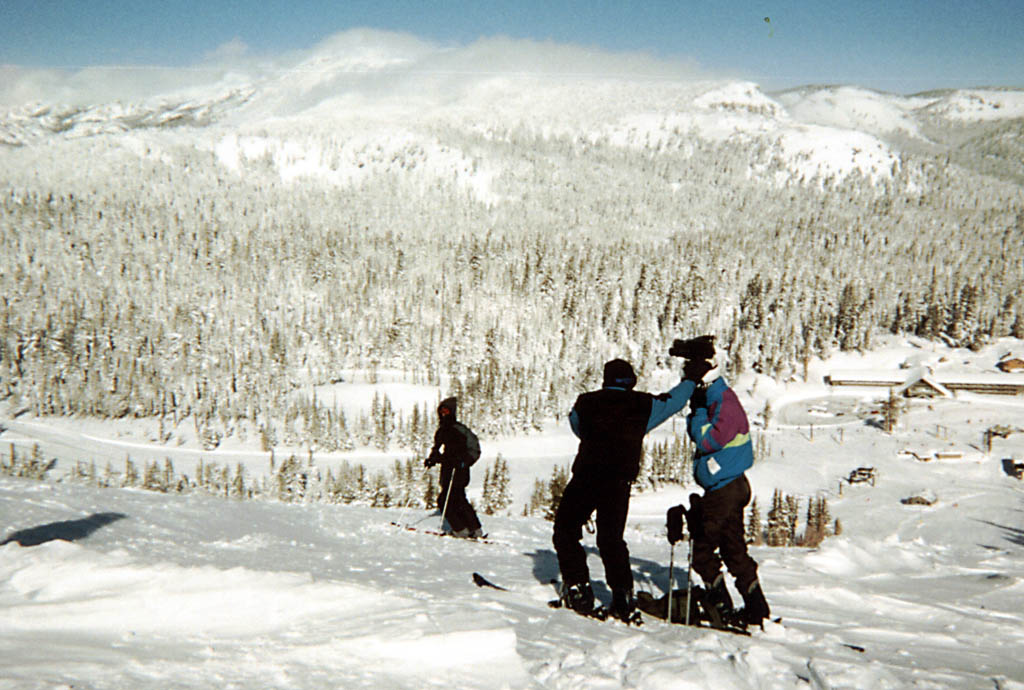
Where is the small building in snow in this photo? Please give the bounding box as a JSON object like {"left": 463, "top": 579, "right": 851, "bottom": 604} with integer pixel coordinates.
{"left": 826, "top": 369, "right": 1024, "bottom": 396}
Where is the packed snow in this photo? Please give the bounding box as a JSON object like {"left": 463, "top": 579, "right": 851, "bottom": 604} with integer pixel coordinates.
{"left": 3, "top": 337, "right": 1024, "bottom": 689}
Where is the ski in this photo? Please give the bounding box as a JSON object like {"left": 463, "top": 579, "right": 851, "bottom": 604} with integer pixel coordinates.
{"left": 547, "top": 581, "right": 642, "bottom": 626}
{"left": 472, "top": 573, "right": 638, "bottom": 624}
{"left": 635, "top": 588, "right": 751, "bottom": 636}
{"left": 472, "top": 572, "right": 559, "bottom": 592}
{"left": 472, "top": 572, "right": 509, "bottom": 590}
{"left": 391, "top": 522, "right": 505, "bottom": 545}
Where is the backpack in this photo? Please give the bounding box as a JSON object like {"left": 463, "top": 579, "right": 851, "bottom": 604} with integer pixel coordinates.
{"left": 460, "top": 423, "right": 481, "bottom": 467}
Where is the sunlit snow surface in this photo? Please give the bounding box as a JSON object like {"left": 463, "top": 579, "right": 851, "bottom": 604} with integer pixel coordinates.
{"left": 4, "top": 33, "right": 1024, "bottom": 196}
{"left": 3, "top": 338, "right": 1024, "bottom": 689}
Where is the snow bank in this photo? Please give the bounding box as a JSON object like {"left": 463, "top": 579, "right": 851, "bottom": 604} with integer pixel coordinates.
{"left": 0, "top": 536, "right": 529, "bottom": 689}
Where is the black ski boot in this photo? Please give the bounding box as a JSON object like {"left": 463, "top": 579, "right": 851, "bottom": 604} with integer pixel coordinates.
{"left": 608, "top": 588, "right": 642, "bottom": 626}
{"left": 702, "top": 573, "right": 734, "bottom": 629}
{"left": 741, "top": 580, "right": 771, "bottom": 630}
{"left": 561, "top": 581, "right": 596, "bottom": 614}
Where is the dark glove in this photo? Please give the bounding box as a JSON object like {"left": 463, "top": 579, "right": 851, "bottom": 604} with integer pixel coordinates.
{"left": 424, "top": 454, "right": 439, "bottom": 468}
{"left": 683, "top": 358, "right": 713, "bottom": 382}
{"left": 685, "top": 493, "right": 704, "bottom": 541}
{"left": 666, "top": 505, "right": 685, "bottom": 544}
{"left": 689, "top": 385, "right": 707, "bottom": 411}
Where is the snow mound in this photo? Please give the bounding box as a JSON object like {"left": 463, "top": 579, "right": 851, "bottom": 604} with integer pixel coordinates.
{"left": 693, "top": 82, "right": 785, "bottom": 119}
{"left": 925, "top": 89, "right": 1024, "bottom": 122}
{"left": 777, "top": 86, "right": 925, "bottom": 139}
{"left": 0, "top": 538, "right": 528, "bottom": 688}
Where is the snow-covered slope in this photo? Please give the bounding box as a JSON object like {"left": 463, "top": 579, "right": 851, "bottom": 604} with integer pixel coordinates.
{"left": 3, "top": 337, "right": 1024, "bottom": 689}
{"left": 0, "top": 88, "right": 254, "bottom": 146}
{"left": 921, "top": 88, "right": 1024, "bottom": 122}
{"left": 774, "top": 86, "right": 928, "bottom": 139}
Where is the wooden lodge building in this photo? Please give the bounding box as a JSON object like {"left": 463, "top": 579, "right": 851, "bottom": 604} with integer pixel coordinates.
{"left": 826, "top": 368, "right": 1024, "bottom": 397}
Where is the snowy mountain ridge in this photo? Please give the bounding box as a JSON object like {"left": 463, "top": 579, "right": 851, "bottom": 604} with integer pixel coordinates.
{"left": 3, "top": 31, "right": 1024, "bottom": 189}
{"left": 0, "top": 88, "right": 255, "bottom": 146}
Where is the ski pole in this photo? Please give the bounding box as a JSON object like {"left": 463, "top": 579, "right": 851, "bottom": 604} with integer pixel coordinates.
{"left": 666, "top": 542, "right": 676, "bottom": 623}
{"left": 439, "top": 468, "right": 456, "bottom": 532}
{"left": 685, "top": 537, "right": 695, "bottom": 626}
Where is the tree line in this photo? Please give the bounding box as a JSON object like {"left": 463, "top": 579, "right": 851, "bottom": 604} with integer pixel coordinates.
{"left": 1, "top": 120, "right": 1022, "bottom": 455}
{"left": 5, "top": 439, "right": 835, "bottom": 549}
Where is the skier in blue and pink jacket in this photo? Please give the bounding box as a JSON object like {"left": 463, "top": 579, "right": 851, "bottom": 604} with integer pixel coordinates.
{"left": 689, "top": 375, "right": 753, "bottom": 491}
{"left": 668, "top": 358, "right": 771, "bottom": 629}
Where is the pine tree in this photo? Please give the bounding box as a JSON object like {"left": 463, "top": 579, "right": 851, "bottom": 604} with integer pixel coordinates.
{"left": 803, "top": 497, "right": 826, "bottom": 547}
{"left": 123, "top": 457, "right": 139, "bottom": 488}
{"left": 423, "top": 467, "right": 438, "bottom": 510}
{"left": 785, "top": 494, "right": 799, "bottom": 546}
{"left": 102, "top": 461, "right": 117, "bottom": 488}
{"left": 142, "top": 461, "right": 163, "bottom": 491}
{"left": 766, "top": 490, "right": 787, "bottom": 546}
{"left": 881, "top": 387, "right": 902, "bottom": 433}
{"left": 526, "top": 477, "right": 547, "bottom": 517}
{"left": 544, "top": 465, "right": 570, "bottom": 521}
{"left": 163, "top": 458, "right": 175, "bottom": 491}
{"left": 492, "top": 455, "right": 512, "bottom": 514}
{"left": 231, "top": 462, "right": 246, "bottom": 499}
{"left": 481, "top": 464, "right": 494, "bottom": 513}
{"left": 276, "top": 455, "right": 306, "bottom": 503}
{"left": 746, "top": 497, "right": 763, "bottom": 545}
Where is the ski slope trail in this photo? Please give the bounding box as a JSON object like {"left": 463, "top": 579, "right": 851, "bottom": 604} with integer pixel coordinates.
{"left": 3, "top": 471, "right": 1024, "bottom": 689}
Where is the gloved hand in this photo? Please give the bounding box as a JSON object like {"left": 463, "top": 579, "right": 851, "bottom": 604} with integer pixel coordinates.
{"left": 666, "top": 505, "right": 685, "bottom": 544}
{"left": 683, "top": 358, "right": 713, "bottom": 382}
{"left": 424, "top": 454, "right": 439, "bottom": 468}
{"left": 685, "top": 493, "right": 705, "bottom": 541}
{"left": 689, "top": 385, "right": 707, "bottom": 411}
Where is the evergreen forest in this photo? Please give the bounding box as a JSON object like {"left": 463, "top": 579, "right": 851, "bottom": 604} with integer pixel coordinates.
{"left": 2, "top": 117, "right": 1023, "bottom": 453}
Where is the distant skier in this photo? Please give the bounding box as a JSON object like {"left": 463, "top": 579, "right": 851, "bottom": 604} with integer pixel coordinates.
{"left": 666, "top": 355, "right": 771, "bottom": 629}
{"left": 553, "top": 358, "right": 699, "bottom": 622}
{"left": 425, "top": 397, "right": 484, "bottom": 538}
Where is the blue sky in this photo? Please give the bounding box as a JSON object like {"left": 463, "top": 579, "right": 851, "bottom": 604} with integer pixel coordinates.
{"left": 2, "top": 0, "right": 1022, "bottom": 94}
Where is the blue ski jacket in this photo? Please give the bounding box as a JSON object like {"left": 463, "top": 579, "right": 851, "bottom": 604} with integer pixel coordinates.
{"left": 567, "top": 378, "right": 696, "bottom": 482}
{"left": 688, "top": 377, "right": 753, "bottom": 492}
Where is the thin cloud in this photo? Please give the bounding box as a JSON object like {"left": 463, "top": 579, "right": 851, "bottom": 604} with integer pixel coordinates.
{"left": 0, "top": 29, "right": 717, "bottom": 111}
{"left": 203, "top": 38, "right": 251, "bottom": 65}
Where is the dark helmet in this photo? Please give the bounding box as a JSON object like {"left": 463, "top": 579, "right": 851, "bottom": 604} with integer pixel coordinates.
{"left": 437, "top": 396, "right": 458, "bottom": 423}
{"left": 603, "top": 359, "right": 637, "bottom": 390}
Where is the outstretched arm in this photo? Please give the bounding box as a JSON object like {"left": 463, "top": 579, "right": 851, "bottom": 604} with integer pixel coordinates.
{"left": 646, "top": 378, "right": 697, "bottom": 432}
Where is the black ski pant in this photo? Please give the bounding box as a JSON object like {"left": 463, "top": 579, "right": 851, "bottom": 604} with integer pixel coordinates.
{"left": 691, "top": 474, "right": 759, "bottom": 592}
{"left": 438, "top": 466, "right": 481, "bottom": 533}
{"left": 552, "top": 473, "right": 633, "bottom": 593}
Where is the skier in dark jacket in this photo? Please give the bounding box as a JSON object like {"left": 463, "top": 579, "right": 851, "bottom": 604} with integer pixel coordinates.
{"left": 553, "top": 358, "right": 698, "bottom": 622}
{"left": 666, "top": 360, "right": 771, "bottom": 628}
{"left": 425, "top": 397, "right": 484, "bottom": 538}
